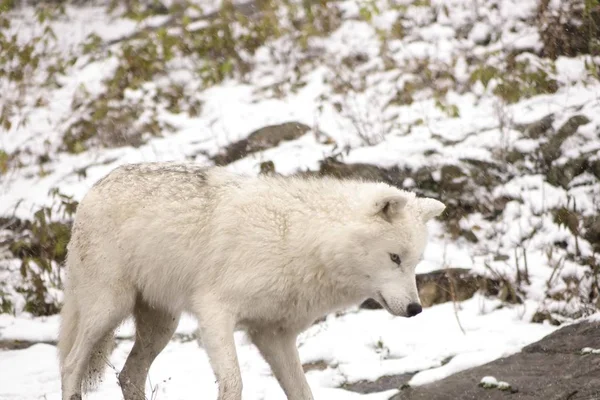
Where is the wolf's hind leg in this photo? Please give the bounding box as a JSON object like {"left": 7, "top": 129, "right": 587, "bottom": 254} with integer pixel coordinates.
{"left": 249, "top": 329, "right": 314, "bottom": 400}
{"left": 119, "top": 297, "right": 181, "bottom": 400}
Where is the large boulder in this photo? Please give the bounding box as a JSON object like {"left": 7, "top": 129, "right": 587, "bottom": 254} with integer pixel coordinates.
{"left": 388, "top": 320, "right": 600, "bottom": 399}
{"left": 212, "top": 122, "right": 311, "bottom": 165}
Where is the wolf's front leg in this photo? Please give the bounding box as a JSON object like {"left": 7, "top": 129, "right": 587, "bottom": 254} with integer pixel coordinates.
{"left": 195, "top": 308, "right": 242, "bottom": 400}
{"left": 250, "top": 329, "right": 314, "bottom": 400}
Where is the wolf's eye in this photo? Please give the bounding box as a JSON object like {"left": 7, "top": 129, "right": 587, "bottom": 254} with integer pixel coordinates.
{"left": 390, "top": 253, "right": 401, "bottom": 265}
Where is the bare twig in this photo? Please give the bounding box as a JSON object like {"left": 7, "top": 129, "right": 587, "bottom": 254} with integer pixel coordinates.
{"left": 443, "top": 243, "right": 466, "bottom": 335}
{"left": 523, "top": 248, "right": 530, "bottom": 285}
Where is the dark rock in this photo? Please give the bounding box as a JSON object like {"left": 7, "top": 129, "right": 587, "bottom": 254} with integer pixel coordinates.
{"left": 541, "top": 115, "right": 591, "bottom": 165}
{"left": 302, "top": 157, "right": 406, "bottom": 188}
{"left": 531, "top": 311, "right": 561, "bottom": 326}
{"left": 145, "top": 1, "right": 170, "bottom": 14}
{"left": 461, "top": 229, "right": 479, "bottom": 243}
{"left": 492, "top": 196, "right": 516, "bottom": 213}
{"left": 341, "top": 53, "right": 369, "bottom": 68}
{"left": 584, "top": 216, "right": 600, "bottom": 252}
{"left": 302, "top": 360, "right": 329, "bottom": 373}
{"left": 456, "top": 22, "right": 473, "bottom": 39}
{"left": 440, "top": 165, "right": 467, "bottom": 192}
{"left": 212, "top": 122, "right": 311, "bottom": 165}
{"left": 212, "top": 139, "right": 251, "bottom": 166}
{"left": 412, "top": 166, "right": 439, "bottom": 195}
{"left": 468, "top": 167, "right": 505, "bottom": 191}
{"left": 514, "top": 114, "right": 554, "bottom": 139}
{"left": 553, "top": 239, "right": 569, "bottom": 249}
{"left": 0, "top": 339, "right": 57, "bottom": 350}
{"left": 389, "top": 321, "right": 600, "bottom": 400}
{"left": 556, "top": 115, "right": 591, "bottom": 139}
{"left": 343, "top": 374, "right": 416, "bottom": 394}
{"left": 591, "top": 160, "right": 600, "bottom": 180}
{"left": 546, "top": 156, "right": 589, "bottom": 188}
{"left": 460, "top": 158, "right": 501, "bottom": 171}
{"left": 248, "top": 122, "right": 310, "bottom": 145}
{"left": 417, "top": 268, "right": 486, "bottom": 307}
{"left": 522, "top": 321, "right": 600, "bottom": 354}
{"left": 505, "top": 149, "right": 526, "bottom": 164}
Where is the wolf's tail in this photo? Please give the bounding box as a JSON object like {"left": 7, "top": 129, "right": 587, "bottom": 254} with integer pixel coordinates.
{"left": 58, "top": 290, "right": 116, "bottom": 392}
{"left": 57, "top": 292, "right": 79, "bottom": 373}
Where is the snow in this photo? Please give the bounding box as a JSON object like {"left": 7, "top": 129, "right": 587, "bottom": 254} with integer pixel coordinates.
{"left": 480, "top": 376, "right": 498, "bottom": 387}
{"left": 509, "top": 31, "right": 542, "bottom": 52}
{"left": 581, "top": 347, "right": 600, "bottom": 355}
{"left": 469, "top": 22, "right": 491, "bottom": 45}
{"left": 587, "top": 313, "right": 600, "bottom": 323}
{"left": 555, "top": 57, "right": 588, "bottom": 85}
{"left": 479, "top": 376, "right": 511, "bottom": 390}
{"left": 0, "top": 296, "right": 556, "bottom": 400}
{"left": 1, "top": 0, "right": 599, "bottom": 397}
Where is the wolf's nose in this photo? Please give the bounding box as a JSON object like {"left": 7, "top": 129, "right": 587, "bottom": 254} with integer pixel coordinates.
{"left": 406, "top": 302, "right": 422, "bottom": 317}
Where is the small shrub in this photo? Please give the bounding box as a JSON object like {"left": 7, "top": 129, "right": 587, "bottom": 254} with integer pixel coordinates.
{"left": 0, "top": 3, "right": 69, "bottom": 133}
{"left": 7, "top": 189, "right": 77, "bottom": 316}
{"left": 469, "top": 58, "right": 558, "bottom": 104}
{"left": 60, "top": 0, "right": 339, "bottom": 153}
{"left": 537, "top": 0, "right": 600, "bottom": 59}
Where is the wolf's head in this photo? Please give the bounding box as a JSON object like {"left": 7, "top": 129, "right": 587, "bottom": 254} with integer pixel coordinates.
{"left": 332, "top": 185, "right": 445, "bottom": 318}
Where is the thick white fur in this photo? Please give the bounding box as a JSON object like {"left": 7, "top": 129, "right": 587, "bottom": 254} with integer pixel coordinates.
{"left": 57, "top": 162, "right": 446, "bottom": 400}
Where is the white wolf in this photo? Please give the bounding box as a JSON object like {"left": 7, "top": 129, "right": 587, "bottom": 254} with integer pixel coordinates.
{"left": 58, "top": 162, "right": 445, "bottom": 400}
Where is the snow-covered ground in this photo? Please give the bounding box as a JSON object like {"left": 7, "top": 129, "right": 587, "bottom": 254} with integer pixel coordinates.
{"left": 1, "top": 0, "right": 599, "bottom": 398}
{"left": 1, "top": 296, "right": 556, "bottom": 400}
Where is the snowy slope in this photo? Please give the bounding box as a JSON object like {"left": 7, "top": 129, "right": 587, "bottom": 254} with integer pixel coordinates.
{"left": 1, "top": 0, "right": 599, "bottom": 398}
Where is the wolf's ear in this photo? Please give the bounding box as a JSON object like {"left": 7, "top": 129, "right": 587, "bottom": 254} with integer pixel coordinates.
{"left": 418, "top": 197, "right": 446, "bottom": 222}
{"left": 374, "top": 195, "right": 409, "bottom": 222}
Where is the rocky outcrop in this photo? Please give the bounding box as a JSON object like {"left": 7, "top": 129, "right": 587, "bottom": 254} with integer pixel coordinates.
{"left": 387, "top": 320, "right": 600, "bottom": 399}
{"left": 341, "top": 321, "right": 600, "bottom": 398}
{"left": 212, "top": 122, "right": 311, "bottom": 165}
